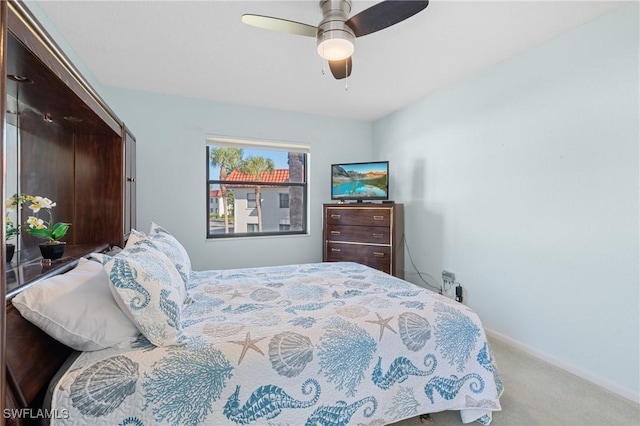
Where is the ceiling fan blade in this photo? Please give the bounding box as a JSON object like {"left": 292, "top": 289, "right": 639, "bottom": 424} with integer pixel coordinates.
{"left": 328, "top": 57, "right": 353, "bottom": 80}
{"left": 241, "top": 14, "right": 318, "bottom": 37}
{"left": 346, "top": 0, "right": 429, "bottom": 38}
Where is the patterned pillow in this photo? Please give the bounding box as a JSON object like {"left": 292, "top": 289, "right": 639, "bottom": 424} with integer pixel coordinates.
{"left": 148, "top": 222, "right": 192, "bottom": 286}
{"left": 92, "top": 241, "right": 185, "bottom": 347}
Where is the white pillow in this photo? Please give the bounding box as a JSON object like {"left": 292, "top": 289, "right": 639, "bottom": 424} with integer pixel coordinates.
{"left": 148, "top": 222, "right": 192, "bottom": 286}
{"left": 11, "top": 258, "right": 140, "bottom": 351}
{"left": 92, "top": 238, "right": 185, "bottom": 347}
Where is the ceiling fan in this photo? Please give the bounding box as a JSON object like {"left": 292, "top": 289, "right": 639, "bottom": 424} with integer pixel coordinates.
{"left": 241, "top": 0, "right": 429, "bottom": 80}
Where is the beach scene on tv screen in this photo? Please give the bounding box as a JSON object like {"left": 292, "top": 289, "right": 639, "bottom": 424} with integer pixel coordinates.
{"left": 332, "top": 162, "right": 388, "bottom": 198}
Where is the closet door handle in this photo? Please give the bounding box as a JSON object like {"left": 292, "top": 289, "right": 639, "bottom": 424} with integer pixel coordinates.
{"left": 331, "top": 248, "right": 341, "bottom": 253}
{"left": 372, "top": 233, "right": 383, "bottom": 238}
{"left": 330, "top": 231, "right": 341, "bottom": 235}
{"left": 373, "top": 215, "right": 384, "bottom": 221}
{"left": 330, "top": 214, "right": 341, "bottom": 219}
{"left": 373, "top": 252, "right": 385, "bottom": 258}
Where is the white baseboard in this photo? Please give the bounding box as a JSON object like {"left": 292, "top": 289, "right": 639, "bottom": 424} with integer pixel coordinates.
{"left": 485, "top": 328, "right": 640, "bottom": 405}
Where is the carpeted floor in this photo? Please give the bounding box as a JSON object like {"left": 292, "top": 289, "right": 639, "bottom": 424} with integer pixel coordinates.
{"left": 391, "top": 336, "right": 640, "bottom": 426}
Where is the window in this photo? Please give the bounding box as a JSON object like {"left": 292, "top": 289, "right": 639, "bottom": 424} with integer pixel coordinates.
{"left": 279, "top": 193, "right": 289, "bottom": 209}
{"left": 206, "top": 137, "right": 309, "bottom": 238}
{"left": 247, "top": 193, "right": 256, "bottom": 209}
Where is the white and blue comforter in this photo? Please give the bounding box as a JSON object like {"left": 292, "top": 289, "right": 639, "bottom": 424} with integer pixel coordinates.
{"left": 50, "top": 262, "right": 503, "bottom": 425}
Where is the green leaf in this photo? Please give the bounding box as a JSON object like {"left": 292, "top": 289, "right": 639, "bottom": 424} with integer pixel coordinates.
{"left": 51, "top": 222, "right": 70, "bottom": 240}
{"left": 27, "top": 228, "right": 53, "bottom": 240}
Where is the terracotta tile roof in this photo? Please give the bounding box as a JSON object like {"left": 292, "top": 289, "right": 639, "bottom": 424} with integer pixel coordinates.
{"left": 209, "top": 189, "right": 223, "bottom": 197}
{"left": 226, "top": 169, "right": 290, "bottom": 183}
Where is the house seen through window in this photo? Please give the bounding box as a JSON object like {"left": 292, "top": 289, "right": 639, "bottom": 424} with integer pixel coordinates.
{"left": 206, "top": 138, "right": 308, "bottom": 238}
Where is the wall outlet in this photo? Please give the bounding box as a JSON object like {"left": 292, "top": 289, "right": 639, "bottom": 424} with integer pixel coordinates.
{"left": 442, "top": 270, "right": 455, "bottom": 284}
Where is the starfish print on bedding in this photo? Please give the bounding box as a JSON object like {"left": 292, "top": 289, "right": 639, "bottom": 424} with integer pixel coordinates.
{"left": 366, "top": 312, "right": 397, "bottom": 341}
{"left": 229, "top": 332, "right": 266, "bottom": 365}
{"left": 228, "top": 289, "right": 245, "bottom": 300}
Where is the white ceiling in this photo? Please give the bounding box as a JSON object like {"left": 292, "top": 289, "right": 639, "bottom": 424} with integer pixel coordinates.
{"left": 35, "top": 0, "right": 629, "bottom": 121}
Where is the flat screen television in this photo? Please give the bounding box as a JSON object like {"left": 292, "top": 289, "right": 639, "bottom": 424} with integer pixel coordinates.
{"left": 331, "top": 161, "right": 389, "bottom": 202}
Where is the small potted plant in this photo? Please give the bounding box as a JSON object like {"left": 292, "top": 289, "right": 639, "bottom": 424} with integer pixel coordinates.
{"left": 5, "top": 193, "right": 27, "bottom": 263}
{"left": 5, "top": 216, "right": 18, "bottom": 263}
{"left": 24, "top": 195, "right": 71, "bottom": 261}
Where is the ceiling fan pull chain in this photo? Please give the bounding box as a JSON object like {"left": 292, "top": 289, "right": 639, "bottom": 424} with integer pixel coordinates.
{"left": 320, "top": 32, "right": 326, "bottom": 75}
{"left": 345, "top": 60, "right": 349, "bottom": 91}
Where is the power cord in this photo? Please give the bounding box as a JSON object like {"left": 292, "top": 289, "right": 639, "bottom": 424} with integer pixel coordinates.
{"left": 401, "top": 233, "right": 443, "bottom": 294}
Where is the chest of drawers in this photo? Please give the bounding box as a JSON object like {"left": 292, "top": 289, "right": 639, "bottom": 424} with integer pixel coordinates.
{"left": 322, "top": 203, "right": 404, "bottom": 278}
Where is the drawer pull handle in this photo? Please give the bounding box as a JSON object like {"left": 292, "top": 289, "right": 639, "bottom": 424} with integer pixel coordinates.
{"left": 373, "top": 252, "right": 385, "bottom": 257}
{"left": 372, "top": 233, "right": 383, "bottom": 238}
{"left": 331, "top": 248, "right": 341, "bottom": 253}
{"left": 331, "top": 214, "right": 341, "bottom": 219}
{"left": 330, "top": 231, "right": 341, "bottom": 235}
{"left": 373, "top": 215, "right": 384, "bottom": 221}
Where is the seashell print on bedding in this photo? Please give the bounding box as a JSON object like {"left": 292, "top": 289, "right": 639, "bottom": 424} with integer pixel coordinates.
{"left": 286, "top": 284, "right": 327, "bottom": 300}
{"left": 335, "top": 305, "right": 370, "bottom": 319}
{"left": 118, "top": 417, "right": 144, "bottom": 426}
{"left": 398, "top": 312, "right": 432, "bottom": 352}
{"left": 268, "top": 332, "right": 314, "bottom": 377}
{"left": 70, "top": 355, "right": 139, "bottom": 416}
{"left": 364, "top": 296, "right": 394, "bottom": 309}
{"left": 250, "top": 288, "right": 281, "bottom": 302}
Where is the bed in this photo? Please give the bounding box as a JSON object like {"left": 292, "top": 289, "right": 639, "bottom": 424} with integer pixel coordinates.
{"left": 8, "top": 225, "right": 503, "bottom": 426}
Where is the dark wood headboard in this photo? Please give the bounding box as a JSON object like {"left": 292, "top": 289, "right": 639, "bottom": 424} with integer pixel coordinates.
{"left": 5, "top": 303, "right": 73, "bottom": 419}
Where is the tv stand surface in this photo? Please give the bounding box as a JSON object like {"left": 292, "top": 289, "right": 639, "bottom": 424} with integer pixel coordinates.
{"left": 336, "top": 200, "right": 394, "bottom": 204}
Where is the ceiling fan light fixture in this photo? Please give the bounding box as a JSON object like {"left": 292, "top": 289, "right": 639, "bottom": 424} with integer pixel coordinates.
{"left": 316, "top": 0, "right": 354, "bottom": 61}
{"left": 317, "top": 33, "right": 354, "bottom": 61}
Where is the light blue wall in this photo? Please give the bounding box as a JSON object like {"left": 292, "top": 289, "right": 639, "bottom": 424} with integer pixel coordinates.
{"left": 101, "top": 87, "right": 372, "bottom": 270}
{"left": 373, "top": 4, "right": 639, "bottom": 399}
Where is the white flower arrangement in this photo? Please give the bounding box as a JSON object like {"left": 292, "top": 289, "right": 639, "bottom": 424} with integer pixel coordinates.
{"left": 23, "top": 195, "right": 70, "bottom": 243}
